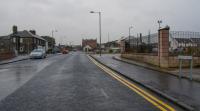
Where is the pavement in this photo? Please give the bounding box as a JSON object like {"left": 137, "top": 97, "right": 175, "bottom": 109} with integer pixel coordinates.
{"left": 0, "top": 54, "right": 62, "bottom": 65}
{"left": 0, "top": 55, "right": 29, "bottom": 65}
{"left": 92, "top": 54, "right": 200, "bottom": 111}
{"left": 114, "top": 55, "right": 200, "bottom": 82}
{"left": 0, "top": 52, "right": 184, "bottom": 111}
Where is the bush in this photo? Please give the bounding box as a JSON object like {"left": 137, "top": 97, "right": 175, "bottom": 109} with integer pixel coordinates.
{"left": 109, "top": 49, "right": 113, "bottom": 53}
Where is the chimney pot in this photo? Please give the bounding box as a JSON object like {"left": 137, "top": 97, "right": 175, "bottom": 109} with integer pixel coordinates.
{"left": 12, "top": 25, "right": 18, "bottom": 34}
{"left": 29, "top": 30, "right": 36, "bottom": 35}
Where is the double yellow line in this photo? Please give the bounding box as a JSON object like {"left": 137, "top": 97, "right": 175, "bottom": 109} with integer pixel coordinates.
{"left": 88, "top": 56, "right": 176, "bottom": 111}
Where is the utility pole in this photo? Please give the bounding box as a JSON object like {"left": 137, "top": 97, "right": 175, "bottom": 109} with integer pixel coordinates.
{"left": 108, "top": 33, "right": 110, "bottom": 43}
{"left": 129, "top": 26, "right": 133, "bottom": 48}
{"left": 51, "top": 30, "right": 57, "bottom": 53}
{"left": 148, "top": 30, "right": 151, "bottom": 53}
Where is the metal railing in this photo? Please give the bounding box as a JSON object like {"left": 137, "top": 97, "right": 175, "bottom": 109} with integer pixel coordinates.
{"left": 125, "top": 33, "right": 158, "bottom": 55}
{"left": 169, "top": 31, "right": 200, "bottom": 57}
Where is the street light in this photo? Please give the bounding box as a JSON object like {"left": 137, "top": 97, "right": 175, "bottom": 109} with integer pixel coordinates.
{"left": 157, "top": 20, "right": 162, "bottom": 66}
{"left": 52, "top": 30, "right": 58, "bottom": 38}
{"left": 90, "top": 11, "right": 102, "bottom": 56}
{"left": 129, "top": 26, "right": 133, "bottom": 48}
{"left": 157, "top": 20, "right": 162, "bottom": 29}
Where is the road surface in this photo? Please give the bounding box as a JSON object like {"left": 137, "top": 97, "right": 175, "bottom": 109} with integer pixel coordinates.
{"left": 0, "top": 52, "right": 184, "bottom": 111}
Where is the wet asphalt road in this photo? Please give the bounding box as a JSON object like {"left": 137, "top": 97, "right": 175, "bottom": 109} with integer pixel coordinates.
{"left": 0, "top": 54, "right": 59, "bottom": 100}
{"left": 0, "top": 52, "right": 163, "bottom": 111}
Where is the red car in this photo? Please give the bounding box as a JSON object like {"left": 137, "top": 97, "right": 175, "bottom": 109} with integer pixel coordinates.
{"left": 62, "top": 50, "right": 69, "bottom": 54}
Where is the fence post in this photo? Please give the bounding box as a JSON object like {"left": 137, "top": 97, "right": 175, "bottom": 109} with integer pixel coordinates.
{"left": 190, "top": 59, "right": 193, "bottom": 80}
{"left": 179, "top": 59, "right": 182, "bottom": 78}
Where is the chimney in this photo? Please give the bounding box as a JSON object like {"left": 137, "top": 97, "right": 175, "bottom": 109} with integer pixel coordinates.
{"left": 139, "top": 33, "right": 142, "bottom": 43}
{"left": 29, "top": 30, "right": 36, "bottom": 35}
{"left": 12, "top": 25, "right": 18, "bottom": 34}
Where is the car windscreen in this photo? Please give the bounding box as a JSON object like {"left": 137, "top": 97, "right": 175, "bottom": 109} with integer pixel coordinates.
{"left": 32, "top": 49, "right": 42, "bottom": 52}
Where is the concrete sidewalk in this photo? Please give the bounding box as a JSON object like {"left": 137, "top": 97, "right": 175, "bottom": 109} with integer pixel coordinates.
{"left": 114, "top": 55, "right": 200, "bottom": 82}
{"left": 0, "top": 55, "right": 29, "bottom": 65}
{"left": 92, "top": 54, "right": 200, "bottom": 111}
{"left": 0, "top": 53, "right": 62, "bottom": 65}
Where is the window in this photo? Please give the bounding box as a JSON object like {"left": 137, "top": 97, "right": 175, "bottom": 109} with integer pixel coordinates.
{"left": 20, "top": 38, "right": 23, "bottom": 43}
{"left": 20, "top": 47, "right": 24, "bottom": 52}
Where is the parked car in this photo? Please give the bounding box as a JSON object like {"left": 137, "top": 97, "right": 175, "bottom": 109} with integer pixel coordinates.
{"left": 30, "top": 49, "right": 46, "bottom": 59}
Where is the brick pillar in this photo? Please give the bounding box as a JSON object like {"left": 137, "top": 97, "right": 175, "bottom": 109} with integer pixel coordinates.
{"left": 158, "top": 26, "right": 170, "bottom": 68}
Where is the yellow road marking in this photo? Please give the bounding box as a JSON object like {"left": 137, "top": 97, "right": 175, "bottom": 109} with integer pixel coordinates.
{"left": 88, "top": 56, "right": 176, "bottom": 111}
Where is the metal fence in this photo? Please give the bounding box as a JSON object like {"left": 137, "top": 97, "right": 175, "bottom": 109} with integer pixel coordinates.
{"left": 169, "top": 31, "right": 200, "bottom": 57}
{"left": 125, "top": 33, "right": 158, "bottom": 55}
{"left": 125, "top": 31, "right": 200, "bottom": 57}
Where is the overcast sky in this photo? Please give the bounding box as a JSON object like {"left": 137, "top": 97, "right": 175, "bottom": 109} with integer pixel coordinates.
{"left": 0, "top": 0, "right": 200, "bottom": 45}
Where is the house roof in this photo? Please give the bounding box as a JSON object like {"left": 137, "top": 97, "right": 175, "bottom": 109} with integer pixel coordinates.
{"left": 10, "top": 30, "right": 46, "bottom": 41}
{"left": 170, "top": 31, "right": 200, "bottom": 38}
{"left": 174, "top": 38, "right": 193, "bottom": 43}
{"left": 0, "top": 35, "right": 11, "bottom": 39}
{"left": 190, "top": 38, "right": 200, "bottom": 44}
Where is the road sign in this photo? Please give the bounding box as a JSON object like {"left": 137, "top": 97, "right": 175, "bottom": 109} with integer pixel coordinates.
{"left": 178, "top": 55, "right": 192, "bottom": 60}
{"left": 178, "top": 55, "right": 193, "bottom": 80}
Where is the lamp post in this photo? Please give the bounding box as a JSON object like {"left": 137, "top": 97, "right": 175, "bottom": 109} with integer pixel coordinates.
{"left": 51, "top": 30, "right": 58, "bottom": 39}
{"left": 157, "top": 20, "right": 162, "bottom": 66}
{"left": 90, "top": 11, "right": 102, "bottom": 56}
{"left": 69, "top": 41, "right": 73, "bottom": 51}
{"left": 51, "top": 30, "right": 57, "bottom": 53}
{"left": 129, "top": 26, "right": 133, "bottom": 48}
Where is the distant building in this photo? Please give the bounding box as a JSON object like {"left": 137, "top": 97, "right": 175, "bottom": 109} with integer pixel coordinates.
{"left": 103, "top": 40, "right": 120, "bottom": 53}
{"left": 169, "top": 31, "right": 200, "bottom": 51}
{"left": 119, "top": 37, "right": 126, "bottom": 53}
{"left": 82, "top": 39, "right": 97, "bottom": 52}
{"left": 0, "top": 26, "right": 47, "bottom": 56}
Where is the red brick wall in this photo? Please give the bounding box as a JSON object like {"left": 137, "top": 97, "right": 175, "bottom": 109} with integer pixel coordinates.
{"left": 0, "top": 52, "right": 15, "bottom": 60}
{"left": 158, "top": 27, "right": 170, "bottom": 68}
{"left": 82, "top": 39, "right": 97, "bottom": 49}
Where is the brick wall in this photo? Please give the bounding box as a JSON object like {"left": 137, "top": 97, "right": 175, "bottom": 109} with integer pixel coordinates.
{"left": 121, "top": 53, "right": 159, "bottom": 66}
{"left": 169, "top": 56, "right": 200, "bottom": 68}
{"left": 0, "top": 52, "right": 15, "bottom": 60}
{"left": 121, "top": 54, "right": 200, "bottom": 68}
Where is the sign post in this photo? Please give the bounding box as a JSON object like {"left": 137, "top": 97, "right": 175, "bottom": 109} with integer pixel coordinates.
{"left": 178, "top": 55, "right": 193, "bottom": 80}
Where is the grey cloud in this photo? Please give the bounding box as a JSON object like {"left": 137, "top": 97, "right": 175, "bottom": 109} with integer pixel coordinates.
{"left": 0, "top": 0, "right": 199, "bottom": 44}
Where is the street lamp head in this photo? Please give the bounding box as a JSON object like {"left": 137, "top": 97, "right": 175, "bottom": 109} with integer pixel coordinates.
{"left": 90, "top": 11, "right": 95, "bottom": 13}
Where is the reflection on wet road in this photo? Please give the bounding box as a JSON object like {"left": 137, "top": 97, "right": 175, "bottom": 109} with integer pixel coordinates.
{"left": 0, "top": 54, "right": 64, "bottom": 100}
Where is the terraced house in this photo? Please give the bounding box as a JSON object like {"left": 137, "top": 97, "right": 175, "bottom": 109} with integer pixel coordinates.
{"left": 0, "top": 26, "right": 47, "bottom": 60}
